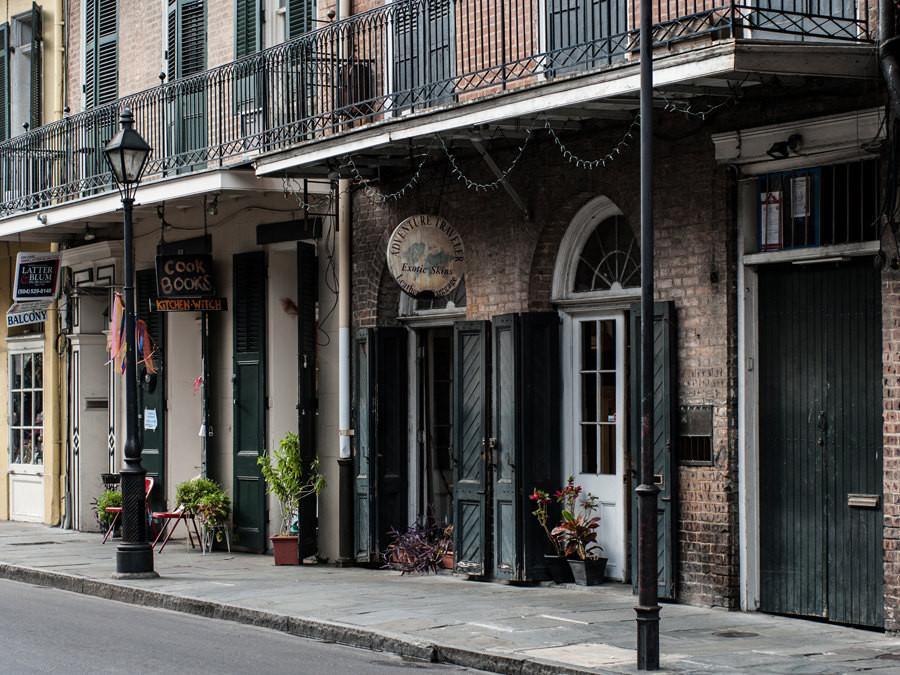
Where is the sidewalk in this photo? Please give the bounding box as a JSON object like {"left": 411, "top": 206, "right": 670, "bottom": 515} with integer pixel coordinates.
{"left": 1, "top": 522, "right": 898, "bottom": 674}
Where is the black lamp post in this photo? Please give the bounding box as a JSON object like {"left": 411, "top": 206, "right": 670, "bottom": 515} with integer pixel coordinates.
{"left": 104, "top": 108, "right": 156, "bottom": 577}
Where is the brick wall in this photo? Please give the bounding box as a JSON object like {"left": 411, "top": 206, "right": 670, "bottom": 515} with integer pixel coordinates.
{"left": 351, "top": 114, "right": 740, "bottom": 606}
{"left": 119, "top": 2, "right": 164, "bottom": 96}
{"left": 882, "top": 230, "right": 900, "bottom": 631}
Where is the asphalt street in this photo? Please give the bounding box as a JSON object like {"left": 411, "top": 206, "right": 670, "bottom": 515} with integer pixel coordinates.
{"left": 0, "top": 579, "right": 484, "bottom": 675}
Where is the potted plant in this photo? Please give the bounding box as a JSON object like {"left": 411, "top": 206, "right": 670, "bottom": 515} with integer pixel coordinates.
{"left": 529, "top": 487, "right": 573, "bottom": 583}
{"left": 94, "top": 489, "right": 122, "bottom": 533}
{"left": 258, "top": 432, "right": 326, "bottom": 565}
{"left": 175, "top": 477, "right": 231, "bottom": 550}
{"left": 552, "top": 484, "right": 607, "bottom": 586}
{"left": 382, "top": 518, "right": 454, "bottom": 575}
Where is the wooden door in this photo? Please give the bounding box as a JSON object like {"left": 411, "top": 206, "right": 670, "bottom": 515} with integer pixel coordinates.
{"left": 296, "top": 242, "right": 318, "bottom": 559}
{"left": 136, "top": 269, "right": 166, "bottom": 512}
{"left": 232, "top": 251, "right": 267, "bottom": 553}
{"left": 354, "top": 328, "right": 377, "bottom": 562}
{"left": 758, "top": 260, "right": 882, "bottom": 627}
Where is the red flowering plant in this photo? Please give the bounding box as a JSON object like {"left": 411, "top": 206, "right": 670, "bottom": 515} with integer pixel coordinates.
{"left": 529, "top": 488, "right": 563, "bottom": 556}
{"left": 551, "top": 486, "right": 603, "bottom": 561}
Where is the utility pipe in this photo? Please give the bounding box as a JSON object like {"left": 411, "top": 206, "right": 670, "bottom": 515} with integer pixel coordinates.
{"left": 880, "top": 0, "right": 900, "bottom": 118}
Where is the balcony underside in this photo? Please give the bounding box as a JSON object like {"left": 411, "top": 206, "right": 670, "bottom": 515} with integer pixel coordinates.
{"left": 255, "top": 39, "right": 877, "bottom": 179}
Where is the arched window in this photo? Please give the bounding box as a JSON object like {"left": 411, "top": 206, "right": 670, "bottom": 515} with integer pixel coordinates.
{"left": 552, "top": 196, "right": 640, "bottom": 302}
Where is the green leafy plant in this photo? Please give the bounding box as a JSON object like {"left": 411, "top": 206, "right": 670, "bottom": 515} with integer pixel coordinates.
{"left": 175, "top": 477, "right": 231, "bottom": 537}
{"left": 175, "top": 477, "right": 222, "bottom": 512}
{"left": 258, "top": 432, "right": 326, "bottom": 535}
{"left": 529, "top": 488, "right": 563, "bottom": 556}
{"left": 552, "top": 489, "right": 602, "bottom": 561}
{"left": 94, "top": 489, "right": 122, "bottom": 528}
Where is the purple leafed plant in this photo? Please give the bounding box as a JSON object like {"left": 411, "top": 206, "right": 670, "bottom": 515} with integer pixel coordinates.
{"left": 382, "top": 519, "right": 453, "bottom": 575}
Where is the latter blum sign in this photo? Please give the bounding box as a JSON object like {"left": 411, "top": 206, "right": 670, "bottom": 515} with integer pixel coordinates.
{"left": 386, "top": 215, "right": 464, "bottom": 298}
{"left": 13, "top": 252, "right": 62, "bottom": 302}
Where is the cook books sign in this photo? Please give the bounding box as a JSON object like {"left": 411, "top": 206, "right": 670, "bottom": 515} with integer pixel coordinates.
{"left": 13, "top": 252, "right": 61, "bottom": 301}
{"left": 386, "top": 215, "right": 464, "bottom": 298}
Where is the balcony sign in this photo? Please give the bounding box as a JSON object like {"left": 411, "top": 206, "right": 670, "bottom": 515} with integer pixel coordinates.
{"left": 386, "top": 215, "right": 465, "bottom": 299}
{"left": 156, "top": 254, "right": 216, "bottom": 298}
{"left": 6, "top": 301, "right": 50, "bottom": 328}
{"left": 13, "top": 252, "right": 62, "bottom": 302}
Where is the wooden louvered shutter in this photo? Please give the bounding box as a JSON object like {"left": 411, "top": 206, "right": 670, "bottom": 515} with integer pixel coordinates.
{"left": 296, "top": 242, "right": 318, "bottom": 559}
{"left": 235, "top": 0, "right": 260, "bottom": 58}
{"left": 180, "top": 0, "right": 206, "bottom": 77}
{"left": 136, "top": 269, "right": 166, "bottom": 512}
{"left": 166, "top": 0, "right": 177, "bottom": 81}
{"left": 0, "top": 23, "right": 8, "bottom": 141}
{"left": 286, "top": 0, "right": 315, "bottom": 39}
{"left": 232, "top": 251, "right": 267, "bottom": 553}
{"left": 353, "top": 329, "right": 376, "bottom": 562}
{"left": 85, "top": 0, "right": 117, "bottom": 108}
{"left": 30, "top": 3, "right": 41, "bottom": 129}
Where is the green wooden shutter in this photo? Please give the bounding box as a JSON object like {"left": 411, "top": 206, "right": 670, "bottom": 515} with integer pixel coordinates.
{"left": 180, "top": 0, "right": 207, "bottom": 76}
{"left": 166, "top": 0, "right": 177, "bottom": 81}
{"left": 233, "top": 251, "right": 268, "bottom": 553}
{"left": 630, "top": 301, "right": 678, "bottom": 599}
{"left": 354, "top": 328, "right": 376, "bottom": 562}
{"left": 376, "top": 328, "right": 408, "bottom": 551}
{"left": 492, "top": 313, "right": 561, "bottom": 582}
{"left": 84, "top": 0, "right": 117, "bottom": 109}
{"left": 0, "top": 23, "right": 9, "bottom": 141}
{"left": 453, "top": 320, "right": 491, "bottom": 576}
{"left": 392, "top": 1, "right": 419, "bottom": 109}
{"left": 30, "top": 3, "right": 41, "bottom": 129}
{"left": 296, "top": 242, "right": 318, "bottom": 559}
{"left": 286, "top": 0, "right": 315, "bottom": 39}
{"left": 235, "top": 0, "right": 261, "bottom": 58}
{"left": 136, "top": 269, "right": 166, "bottom": 512}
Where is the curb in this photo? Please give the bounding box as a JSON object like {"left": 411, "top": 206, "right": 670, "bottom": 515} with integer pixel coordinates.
{"left": 0, "top": 562, "right": 596, "bottom": 675}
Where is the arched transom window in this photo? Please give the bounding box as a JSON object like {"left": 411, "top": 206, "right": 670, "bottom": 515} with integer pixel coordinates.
{"left": 573, "top": 215, "right": 640, "bottom": 292}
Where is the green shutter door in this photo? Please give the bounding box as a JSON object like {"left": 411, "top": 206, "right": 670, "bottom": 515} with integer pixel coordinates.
{"left": 296, "top": 242, "right": 318, "bottom": 559}
{"left": 630, "top": 301, "right": 678, "bottom": 599}
{"left": 167, "top": 0, "right": 207, "bottom": 172}
{"left": 393, "top": 0, "right": 454, "bottom": 110}
{"left": 453, "top": 321, "right": 490, "bottom": 576}
{"left": 286, "top": 0, "right": 315, "bottom": 38}
{"left": 29, "top": 3, "right": 41, "bottom": 130}
{"left": 232, "top": 251, "right": 267, "bottom": 553}
{"left": 376, "top": 328, "right": 409, "bottom": 549}
{"left": 84, "top": 0, "right": 118, "bottom": 109}
{"left": 234, "top": 0, "right": 261, "bottom": 57}
{"left": 136, "top": 269, "right": 166, "bottom": 512}
{"left": 491, "top": 315, "right": 517, "bottom": 579}
{"left": 0, "top": 23, "right": 8, "bottom": 142}
{"left": 759, "top": 261, "right": 883, "bottom": 627}
{"left": 354, "top": 328, "right": 376, "bottom": 562}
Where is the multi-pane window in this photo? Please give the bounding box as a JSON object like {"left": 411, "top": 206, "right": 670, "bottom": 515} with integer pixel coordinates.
{"left": 579, "top": 319, "right": 616, "bottom": 475}
{"left": 574, "top": 215, "right": 640, "bottom": 292}
{"left": 757, "top": 159, "right": 880, "bottom": 252}
{"left": 10, "top": 351, "right": 43, "bottom": 466}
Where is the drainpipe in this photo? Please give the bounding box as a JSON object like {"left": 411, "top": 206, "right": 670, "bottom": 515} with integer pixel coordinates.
{"left": 880, "top": 0, "right": 900, "bottom": 118}
{"left": 56, "top": 0, "right": 66, "bottom": 119}
{"left": 45, "top": 242, "right": 62, "bottom": 526}
{"left": 336, "top": 0, "right": 354, "bottom": 565}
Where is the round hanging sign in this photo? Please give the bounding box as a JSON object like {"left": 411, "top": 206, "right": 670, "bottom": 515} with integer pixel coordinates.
{"left": 386, "top": 215, "right": 465, "bottom": 298}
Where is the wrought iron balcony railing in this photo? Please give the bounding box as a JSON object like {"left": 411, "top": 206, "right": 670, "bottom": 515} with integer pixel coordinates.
{"left": 0, "top": 0, "right": 872, "bottom": 217}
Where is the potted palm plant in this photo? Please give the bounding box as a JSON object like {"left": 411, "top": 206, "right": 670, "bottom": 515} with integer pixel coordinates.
{"left": 552, "top": 487, "right": 607, "bottom": 586}
{"left": 258, "top": 432, "right": 326, "bottom": 565}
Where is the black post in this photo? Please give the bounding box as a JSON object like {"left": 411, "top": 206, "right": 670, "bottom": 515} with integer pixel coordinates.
{"left": 635, "top": 0, "right": 660, "bottom": 667}
{"left": 116, "top": 197, "right": 156, "bottom": 576}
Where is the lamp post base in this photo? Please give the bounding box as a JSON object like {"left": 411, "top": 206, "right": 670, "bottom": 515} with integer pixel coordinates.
{"left": 115, "top": 542, "right": 156, "bottom": 576}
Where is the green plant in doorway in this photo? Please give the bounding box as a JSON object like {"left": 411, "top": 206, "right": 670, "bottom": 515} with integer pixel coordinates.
{"left": 174, "top": 477, "right": 231, "bottom": 541}
{"left": 94, "top": 489, "right": 122, "bottom": 529}
{"left": 258, "top": 432, "right": 326, "bottom": 536}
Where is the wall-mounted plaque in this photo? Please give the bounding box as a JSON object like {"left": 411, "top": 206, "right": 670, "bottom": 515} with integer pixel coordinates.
{"left": 386, "top": 215, "right": 465, "bottom": 298}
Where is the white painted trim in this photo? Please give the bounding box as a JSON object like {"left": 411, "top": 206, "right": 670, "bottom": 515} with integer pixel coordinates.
{"left": 711, "top": 107, "right": 886, "bottom": 174}
{"left": 60, "top": 241, "right": 123, "bottom": 269}
{"left": 743, "top": 240, "right": 880, "bottom": 266}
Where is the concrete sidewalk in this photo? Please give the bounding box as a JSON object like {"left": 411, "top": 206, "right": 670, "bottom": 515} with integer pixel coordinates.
{"left": 1, "top": 522, "right": 898, "bottom": 674}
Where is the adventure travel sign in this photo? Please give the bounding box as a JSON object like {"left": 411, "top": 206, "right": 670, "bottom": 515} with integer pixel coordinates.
{"left": 386, "top": 214, "right": 465, "bottom": 298}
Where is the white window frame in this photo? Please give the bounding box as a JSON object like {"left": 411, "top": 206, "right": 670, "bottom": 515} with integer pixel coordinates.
{"left": 8, "top": 340, "right": 45, "bottom": 475}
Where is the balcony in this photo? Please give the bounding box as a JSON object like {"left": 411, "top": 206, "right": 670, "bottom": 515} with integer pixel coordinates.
{"left": 0, "top": 0, "right": 874, "bottom": 220}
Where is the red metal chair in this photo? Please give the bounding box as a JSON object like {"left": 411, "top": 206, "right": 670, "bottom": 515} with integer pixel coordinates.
{"left": 101, "top": 477, "right": 154, "bottom": 544}
{"left": 152, "top": 505, "right": 202, "bottom": 553}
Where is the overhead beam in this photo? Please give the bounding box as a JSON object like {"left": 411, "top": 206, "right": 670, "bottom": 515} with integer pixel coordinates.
{"left": 470, "top": 139, "right": 530, "bottom": 220}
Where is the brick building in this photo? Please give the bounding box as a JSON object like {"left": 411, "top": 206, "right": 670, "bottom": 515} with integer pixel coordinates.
{"left": 0, "top": 0, "right": 896, "bottom": 633}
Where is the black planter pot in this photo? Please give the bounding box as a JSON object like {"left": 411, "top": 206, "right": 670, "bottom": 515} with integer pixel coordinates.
{"left": 544, "top": 554, "right": 575, "bottom": 584}
{"left": 568, "top": 557, "right": 608, "bottom": 586}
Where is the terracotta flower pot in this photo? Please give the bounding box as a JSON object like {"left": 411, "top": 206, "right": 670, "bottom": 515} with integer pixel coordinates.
{"left": 441, "top": 551, "right": 455, "bottom": 570}
{"left": 568, "top": 557, "right": 607, "bottom": 586}
{"left": 271, "top": 534, "right": 300, "bottom": 565}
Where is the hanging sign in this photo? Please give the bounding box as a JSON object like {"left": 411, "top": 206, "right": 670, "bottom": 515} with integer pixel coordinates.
{"left": 13, "top": 252, "right": 62, "bottom": 302}
{"left": 386, "top": 215, "right": 465, "bottom": 298}
{"left": 6, "top": 301, "right": 50, "bottom": 327}
{"left": 155, "top": 254, "right": 216, "bottom": 298}
{"left": 151, "top": 296, "right": 228, "bottom": 312}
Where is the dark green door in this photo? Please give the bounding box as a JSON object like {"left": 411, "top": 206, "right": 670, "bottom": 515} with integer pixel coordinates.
{"left": 296, "top": 242, "right": 318, "bottom": 559}
{"left": 232, "top": 251, "right": 267, "bottom": 553}
{"left": 759, "top": 260, "right": 882, "bottom": 627}
{"left": 453, "top": 321, "right": 490, "bottom": 576}
{"left": 354, "top": 328, "right": 376, "bottom": 562}
{"left": 492, "top": 313, "right": 561, "bottom": 581}
{"left": 137, "top": 269, "right": 166, "bottom": 512}
{"left": 630, "top": 301, "right": 678, "bottom": 599}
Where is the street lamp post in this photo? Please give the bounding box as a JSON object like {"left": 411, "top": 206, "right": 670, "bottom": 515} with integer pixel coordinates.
{"left": 104, "top": 109, "right": 156, "bottom": 577}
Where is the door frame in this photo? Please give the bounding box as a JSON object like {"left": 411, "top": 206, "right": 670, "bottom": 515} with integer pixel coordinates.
{"left": 736, "top": 178, "right": 885, "bottom": 613}
{"left": 560, "top": 307, "right": 629, "bottom": 580}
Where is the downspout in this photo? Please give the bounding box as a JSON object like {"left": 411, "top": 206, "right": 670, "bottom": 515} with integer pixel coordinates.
{"left": 880, "top": 0, "right": 900, "bottom": 117}
{"left": 336, "top": 0, "right": 354, "bottom": 564}
{"left": 56, "top": 0, "right": 66, "bottom": 119}
{"left": 45, "top": 242, "right": 62, "bottom": 525}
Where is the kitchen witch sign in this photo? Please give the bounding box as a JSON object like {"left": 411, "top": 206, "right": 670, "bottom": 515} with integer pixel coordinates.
{"left": 386, "top": 215, "right": 464, "bottom": 298}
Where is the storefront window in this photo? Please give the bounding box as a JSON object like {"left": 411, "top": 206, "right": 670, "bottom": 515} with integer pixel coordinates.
{"left": 10, "top": 351, "right": 43, "bottom": 466}
{"left": 579, "top": 319, "right": 616, "bottom": 475}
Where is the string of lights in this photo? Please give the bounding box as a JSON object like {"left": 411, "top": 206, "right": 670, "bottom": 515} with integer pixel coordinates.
{"left": 437, "top": 128, "right": 533, "bottom": 191}
{"left": 545, "top": 115, "right": 640, "bottom": 170}
{"left": 281, "top": 176, "right": 333, "bottom": 212}
{"left": 656, "top": 78, "right": 746, "bottom": 120}
{"left": 343, "top": 153, "right": 429, "bottom": 205}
